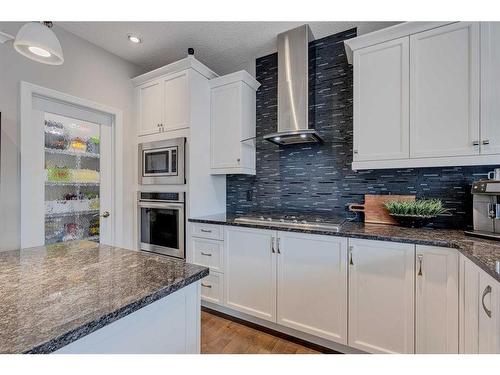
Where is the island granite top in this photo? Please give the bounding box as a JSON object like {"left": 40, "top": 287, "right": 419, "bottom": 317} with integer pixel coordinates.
{"left": 189, "top": 213, "right": 500, "bottom": 283}
{"left": 0, "top": 241, "right": 208, "bottom": 354}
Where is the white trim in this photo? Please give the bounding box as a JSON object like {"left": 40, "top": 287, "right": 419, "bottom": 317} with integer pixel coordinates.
{"left": 20, "top": 81, "right": 124, "bottom": 248}
{"left": 131, "top": 56, "right": 218, "bottom": 86}
{"left": 344, "top": 22, "right": 455, "bottom": 64}
{"left": 209, "top": 70, "right": 261, "bottom": 91}
{"left": 352, "top": 154, "right": 500, "bottom": 171}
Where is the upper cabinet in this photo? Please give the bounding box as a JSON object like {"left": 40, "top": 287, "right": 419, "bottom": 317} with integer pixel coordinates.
{"left": 410, "top": 22, "right": 479, "bottom": 158}
{"left": 481, "top": 22, "right": 500, "bottom": 155}
{"left": 353, "top": 37, "right": 409, "bottom": 162}
{"left": 133, "top": 56, "right": 218, "bottom": 138}
{"left": 345, "top": 22, "right": 500, "bottom": 170}
{"left": 209, "top": 71, "right": 260, "bottom": 175}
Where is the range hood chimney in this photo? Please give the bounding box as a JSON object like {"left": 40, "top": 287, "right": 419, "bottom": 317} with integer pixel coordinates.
{"left": 263, "top": 25, "right": 323, "bottom": 146}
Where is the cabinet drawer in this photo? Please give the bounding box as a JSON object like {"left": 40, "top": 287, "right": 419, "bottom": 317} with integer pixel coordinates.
{"left": 191, "top": 223, "right": 223, "bottom": 240}
{"left": 201, "top": 271, "right": 223, "bottom": 305}
{"left": 192, "top": 237, "right": 223, "bottom": 272}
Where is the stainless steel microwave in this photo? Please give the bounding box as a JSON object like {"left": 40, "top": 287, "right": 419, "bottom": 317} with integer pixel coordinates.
{"left": 138, "top": 138, "right": 185, "bottom": 185}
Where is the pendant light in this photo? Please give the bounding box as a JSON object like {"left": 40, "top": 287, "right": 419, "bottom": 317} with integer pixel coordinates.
{"left": 13, "top": 22, "right": 64, "bottom": 65}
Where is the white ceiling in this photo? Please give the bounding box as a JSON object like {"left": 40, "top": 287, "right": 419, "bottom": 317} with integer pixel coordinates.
{"left": 59, "top": 21, "right": 400, "bottom": 75}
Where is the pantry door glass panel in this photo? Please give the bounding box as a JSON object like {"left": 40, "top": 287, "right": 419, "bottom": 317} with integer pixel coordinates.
{"left": 44, "top": 112, "right": 112, "bottom": 245}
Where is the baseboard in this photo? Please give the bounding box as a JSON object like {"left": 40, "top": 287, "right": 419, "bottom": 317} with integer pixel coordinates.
{"left": 202, "top": 301, "right": 364, "bottom": 354}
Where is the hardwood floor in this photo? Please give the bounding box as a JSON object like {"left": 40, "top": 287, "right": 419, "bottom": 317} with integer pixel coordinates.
{"left": 201, "top": 310, "right": 321, "bottom": 354}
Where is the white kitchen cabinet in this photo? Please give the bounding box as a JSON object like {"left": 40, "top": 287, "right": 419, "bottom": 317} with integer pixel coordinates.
{"left": 200, "top": 271, "right": 224, "bottom": 305}
{"left": 162, "top": 71, "right": 189, "bottom": 132}
{"left": 276, "top": 232, "right": 348, "bottom": 344}
{"left": 348, "top": 238, "right": 415, "bottom": 354}
{"left": 210, "top": 71, "right": 260, "bottom": 175}
{"left": 478, "top": 270, "right": 500, "bottom": 353}
{"left": 410, "top": 22, "right": 480, "bottom": 158}
{"left": 353, "top": 37, "right": 409, "bottom": 162}
{"left": 480, "top": 22, "right": 500, "bottom": 155}
{"left": 224, "top": 226, "right": 277, "bottom": 322}
{"left": 415, "top": 245, "right": 459, "bottom": 354}
{"left": 460, "top": 255, "right": 500, "bottom": 354}
{"left": 137, "top": 79, "right": 163, "bottom": 136}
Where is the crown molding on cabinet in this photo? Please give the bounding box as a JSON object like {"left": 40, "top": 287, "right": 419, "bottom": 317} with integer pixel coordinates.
{"left": 344, "top": 22, "right": 455, "bottom": 64}
{"left": 209, "top": 70, "right": 261, "bottom": 91}
{"left": 132, "top": 56, "right": 218, "bottom": 86}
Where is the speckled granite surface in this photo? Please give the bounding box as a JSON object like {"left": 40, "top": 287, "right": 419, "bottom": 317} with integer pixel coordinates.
{"left": 189, "top": 213, "right": 500, "bottom": 282}
{"left": 0, "top": 241, "right": 208, "bottom": 354}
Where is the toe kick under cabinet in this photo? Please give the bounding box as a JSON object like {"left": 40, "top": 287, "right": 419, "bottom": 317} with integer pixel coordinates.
{"left": 188, "top": 223, "right": 499, "bottom": 353}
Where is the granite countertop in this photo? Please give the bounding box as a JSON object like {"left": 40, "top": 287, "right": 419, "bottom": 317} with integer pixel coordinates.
{"left": 0, "top": 241, "right": 208, "bottom": 354}
{"left": 189, "top": 213, "right": 500, "bottom": 282}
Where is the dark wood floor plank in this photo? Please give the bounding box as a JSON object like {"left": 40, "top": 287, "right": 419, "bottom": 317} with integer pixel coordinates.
{"left": 201, "top": 310, "right": 321, "bottom": 354}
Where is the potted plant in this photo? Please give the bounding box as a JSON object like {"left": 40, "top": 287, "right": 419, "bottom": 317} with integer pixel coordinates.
{"left": 384, "top": 199, "right": 447, "bottom": 228}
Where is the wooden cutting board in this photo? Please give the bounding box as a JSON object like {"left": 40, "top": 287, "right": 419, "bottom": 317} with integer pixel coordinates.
{"left": 348, "top": 194, "right": 416, "bottom": 225}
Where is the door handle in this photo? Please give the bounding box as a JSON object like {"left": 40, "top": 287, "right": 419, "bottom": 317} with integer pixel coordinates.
{"left": 101, "top": 211, "right": 110, "bottom": 218}
{"left": 270, "top": 236, "right": 275, "bottom": 254}
{"left": 276, "top": 237, "right": 281, "bottom": 254}
{"left": 349, "top": 246, "right": 354, "bottom": 265}
{"left": 417, "top": 254, "right": 423, "bottom": 276}
{"left": 482, "top": 285, "right": 492, "bottom": 318}
{"left": 201, "top": 283, "right": 212, "bottom": 289}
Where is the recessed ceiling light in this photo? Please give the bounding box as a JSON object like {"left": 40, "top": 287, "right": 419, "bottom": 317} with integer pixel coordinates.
{"left": 127, "top": 34, "right": 142, "bottom": 44}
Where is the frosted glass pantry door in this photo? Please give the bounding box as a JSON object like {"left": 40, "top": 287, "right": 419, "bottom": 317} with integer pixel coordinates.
{"left": 21, "top": 99, "right": 113, "bottom": 248}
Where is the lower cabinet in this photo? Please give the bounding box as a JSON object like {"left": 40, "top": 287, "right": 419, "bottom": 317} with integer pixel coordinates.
{"left": 415, "top": 245, "right": 459, "bottom": 353}
{"left": 224, "top": 226, "right": 277, "bottom": 322}
{"left": 348, "top": 238, "right": 415, "bottom": 354}
{"left": 460, "top": 255, "right": 500, "bottom": 354}
{"left": 277, "top": 231, "right": 348, "bottom": 344}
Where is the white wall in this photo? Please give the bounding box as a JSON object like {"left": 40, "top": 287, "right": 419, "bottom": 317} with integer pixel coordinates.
{"left": 0, "top": 22, "right": 143, "bottom": 251}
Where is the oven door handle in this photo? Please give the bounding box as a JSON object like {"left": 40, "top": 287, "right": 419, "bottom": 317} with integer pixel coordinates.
{"left": 138, "top": 201, "right": 184, "bottom": 210}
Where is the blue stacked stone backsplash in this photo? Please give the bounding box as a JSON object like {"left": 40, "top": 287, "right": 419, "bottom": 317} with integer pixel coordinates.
{"left": 226, "top": 28, "right": 500, "bottom": 229}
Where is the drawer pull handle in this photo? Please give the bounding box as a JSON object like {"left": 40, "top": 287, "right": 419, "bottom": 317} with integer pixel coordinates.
{"left": 201, "top": 283, "right": 212, "bottom": 288}
{"left": 482, "top": 285, "right": 492, "bottom": 318}
{"left": 200, "top": 252, "right": 212, "bottom": 257}
{"left": 200, "top": 229, "right": 212, "bottom": 233}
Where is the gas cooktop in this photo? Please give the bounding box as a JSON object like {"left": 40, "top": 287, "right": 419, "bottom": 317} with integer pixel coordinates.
{"left": 234, "top": 213, "right": 347, "bottom": 232}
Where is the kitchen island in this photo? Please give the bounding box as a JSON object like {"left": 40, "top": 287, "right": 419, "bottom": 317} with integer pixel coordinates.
{"left": 0, "top": 241, "right": 208, "bottom": 354}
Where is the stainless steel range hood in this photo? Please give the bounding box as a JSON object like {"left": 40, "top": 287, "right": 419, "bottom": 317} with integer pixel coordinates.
{"left": 263, "top": 25, "right": 323, "bottom": 146}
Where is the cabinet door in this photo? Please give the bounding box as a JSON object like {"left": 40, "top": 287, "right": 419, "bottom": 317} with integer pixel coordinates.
{"left": 224, "top": 227, "right": 276, "bottom": 322}
{"left": 137, "top": 80, "right": 162, "bottom": 136}
{"left": 211, "top": 83, "right": 241, "bottom": 169}
{"left": 415, "top": 246, "right": 459, "bottom": 353}
{"left": 277, "top": 232, "right": 347, "bottom": 344}
{"left": 410, "top": 22, "right": 480, "bottom": 158}
{"left": 478, "top": 271, "right": 500, "bottom": 353}
{"left": 480, "top": 22, "right": 500, "bottom": 155}
{"left": 348, "top": 239, "right": 415, "bottom": 353}
{"left": 353, "top": 37, "right": 409, "bottom": 161}
{"left": 460, "top": 255, "right": 480, "bottom": 353}
{"left": 163, "top": 71, "right": 189, "bottom": 131}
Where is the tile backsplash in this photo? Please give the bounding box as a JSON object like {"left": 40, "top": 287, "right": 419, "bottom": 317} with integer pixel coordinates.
{"left": 226, "top": 28, "right": 499, "bottom": 229}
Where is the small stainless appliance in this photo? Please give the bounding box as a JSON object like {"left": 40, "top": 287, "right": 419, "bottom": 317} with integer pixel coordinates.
{"left": 465, "top": 179, "right": 500, "bottom": 241}
{"left": 234, "top": 213, "right": 346, "bottom": 232}
{"left": 138, "top": 192, "right": 185, "bottom": 258}
{"left": 139, "top": 138, "right": 185, "bottom": 185}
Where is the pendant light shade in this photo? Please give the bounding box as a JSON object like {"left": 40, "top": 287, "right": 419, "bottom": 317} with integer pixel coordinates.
{"left": 14, "top": 22, "right": 64, "bottom": 65}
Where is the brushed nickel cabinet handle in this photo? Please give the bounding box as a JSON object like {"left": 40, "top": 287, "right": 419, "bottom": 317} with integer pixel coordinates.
{"left": 472, "top": 140, "right": 480, "bottom": 146}
{"left": 482, "top": 285, "right": 492, "bottom": 318}
{"left": 201, "top": 283, "right": 212, "bottom": 289}
{"left": 276, "top": 238, "right": 281, "bottom": 254}
{"left": 349, "top": 246, "right": 354, "bottom": 265}
{"left": 417, "top": 254, "right": 423, "bottom": 276}
{"left": 200, "top": 252, "right": 212, "bottom": 257}
{"left": 482, "top": 139, "right": 490, "bottom": 145}
{"left": 271, "top": 236, "right": 275, "bottom": 254}
{"left": 200, "top": 229, "right": 212, "bottom": 233}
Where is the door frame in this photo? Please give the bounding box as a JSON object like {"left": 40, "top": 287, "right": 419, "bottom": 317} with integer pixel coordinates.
{"left": 20, "top": 81, "right": 124, "bottom": 248}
